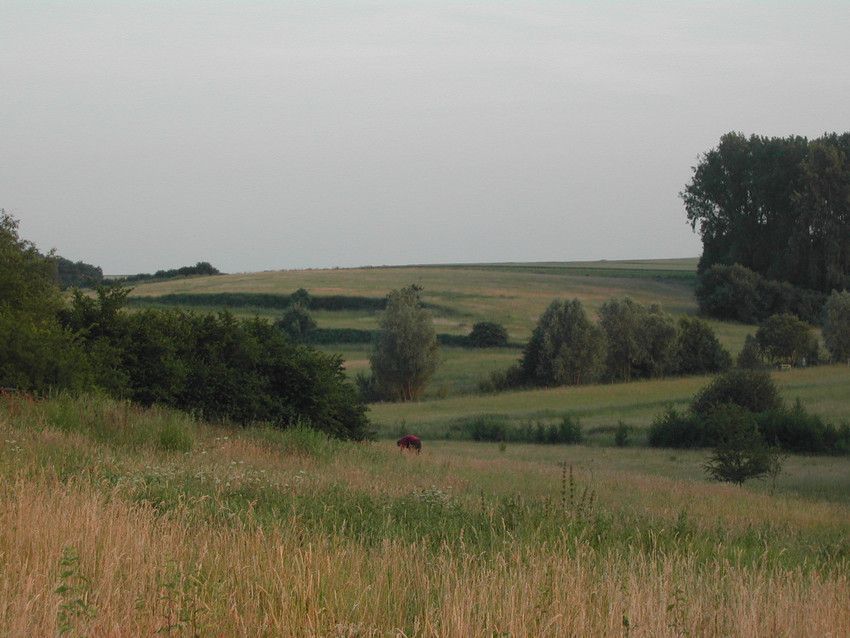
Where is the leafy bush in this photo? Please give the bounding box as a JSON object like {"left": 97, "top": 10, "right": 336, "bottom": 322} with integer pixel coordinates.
{"left": 755, "top": 314, "right": 819, "bottom": 366}
{"left": 354, "top": 372, "right": 383, "bottom": 402}
{"left": 823, "top": 290, "right": 850, "bottom": 363}
{"left": 757, "top": 401, "right": 850, "bottom": 454}
{"left": 369, "top": 286, "right": 439, "bottom": 402}
{"left": 478, "top": 363, "right": 526, "bottom": 393}
{"left": 276, "top": 305, "right": 317, "bottom": 342}
{"left": 467, "top": 322, "right": 509, "bottom": 348}
{"left": 647, "top": 407, "right": 711, "bottom": 448}
{"left": 695, "top": 263, "right": 825, "bottom": 324}
{"left": 737, "top": 334, "right": 765, "bottom": 369}
{"left": 675, "top": 316, "right": 731, "bottom": 375}
{"left": 522, "top": 299, "right": 606, "bottom": 386}
{"left": 59, "top": 291, "right": 370, "bottom": 440}
{"left": 55, "top": 256, "right": 103, "bottom": 289}
{"left": 691, "top": 369, "right": 782, "bottom": 416}
{"left": 454, "top": 415, "right": 583, "bottom": 444}
{"left": 703, "top": 405, "right": 779, "bottom": 485}
{"left": 599, "top": 298, "right": 678, "bottom": 381}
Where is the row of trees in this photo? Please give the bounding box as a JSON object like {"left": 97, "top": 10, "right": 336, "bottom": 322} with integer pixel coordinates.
{"left": 0, "top": 211, "right": 369, "bottom": 439}
{"left": 683, "top": 132, "right": 850, "bottom": 294}
{"left": 500, "top": 298, "right": 731, "bottom": 389}
{"left": 359, "top": 285, "right": 848, "bottom": 402}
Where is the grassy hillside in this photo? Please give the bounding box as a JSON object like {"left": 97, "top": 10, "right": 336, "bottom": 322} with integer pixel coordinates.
{"left": 126, "top": 259, "right": 758, "bottom": 400}
{"left": 370, "top": 364, "right": 850, "bottom": 440}
{"left": 1, "top": 393, "right": 848, "bottom": 635}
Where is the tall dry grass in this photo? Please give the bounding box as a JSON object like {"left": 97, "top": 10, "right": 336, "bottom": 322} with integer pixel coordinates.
{"left": 2, "top": 394, "right": 849, "bottom": 636}
{"left": 1, "top": 474, "right": 848, "bottom": 637}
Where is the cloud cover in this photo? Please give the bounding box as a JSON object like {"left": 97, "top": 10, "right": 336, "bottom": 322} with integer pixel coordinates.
{"left": 2, "top": 1, "right": 848, "bottom": 273}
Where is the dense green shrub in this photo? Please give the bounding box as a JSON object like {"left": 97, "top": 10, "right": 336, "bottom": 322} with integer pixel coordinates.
{"left": 647, "top": 407, "right": 710, "bottom": 448}
{"left": 0, "top": 211, "right": 91, "bottom": 392}
{"left": 369, "top": 286, "right": 439, "bottom": 401}
{"left": 614, "top": 422, "right": 631, "bottom": 447}
{"left": 691, "top": 369, "right": 782, "bottom": 416}
{"left": 703, "top": 405, "right": 777, "bottom": 485}
{"left": 823, "top": 291, "right": 850, "bottom": 363}
{"left": 458, "top": 415, "right": 583, "bottom": 444}
{"left": 55, "top": 256, "right": 103, "bottom": 289}
{"left": 478, "top": 364, "right": 526, "bottom": 393}
{"left": 757, "top": 401, "right": 850, "bottom": 454}
{"left": 598, "top": 298, "right": 679, "bottom": 381}
{"left": 675, "top": 316, "right": 731, "bottom": 375}
{"left": 59, "top": 289, "right": 370, "bottom": 439}
{"left": 467, "top": 322, "right": 509, "bottom": 348}
{"left": 737, "top": 334, "right": 765, "bottom": 369}
{"left": 521, "top": 299, "right": 606, "bottom": 386}
{"left": 695, "top": 263, "right": 825, "bottom": 324}
{"left": 276, "top": 305, "right": 317, "bottom": 342}
{"left": 755, "top": 314, "right": 819, "bottom": 366}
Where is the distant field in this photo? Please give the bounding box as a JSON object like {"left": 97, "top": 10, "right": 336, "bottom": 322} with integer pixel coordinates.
{"left": 370, "top": 365, "right": 850, "bottom": 440}
{"left": 128, "top": 258, "right": 762, "bottom": 399}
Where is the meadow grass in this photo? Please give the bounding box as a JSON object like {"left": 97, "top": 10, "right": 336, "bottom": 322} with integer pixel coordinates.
{"left": 126, "top": 259, "right": 760, "bottom": 400}
{"left": 1, "top": 393, "right": 849, "bottom": 635}
{"left": 369, "top": 364, "right": 850, "bottom": 439}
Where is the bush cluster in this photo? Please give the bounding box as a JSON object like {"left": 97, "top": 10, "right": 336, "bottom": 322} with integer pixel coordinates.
{"left": 486, "top": 298, "right": 731, "bottom": 391}
{"left": 466, "top": 322, "right": 509, "bottom": 348}
{"left": 648, "top": 370, "right": 849, "bottom": 454}
{"left": 56, "top": 288, "right": 369, "bottom": 439}
{"left": 695, "top": 263, "right": 825, "bottom": 324}
{"left": 458, "top": 415, "right": 583, "bottom": 444}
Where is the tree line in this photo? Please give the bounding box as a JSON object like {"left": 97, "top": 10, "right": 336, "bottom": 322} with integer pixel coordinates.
{"left": 683, "top": 132, "right": 850, "bottom": 296}
{"left": 0, "top": 211, "right": 368, "bottom": 439}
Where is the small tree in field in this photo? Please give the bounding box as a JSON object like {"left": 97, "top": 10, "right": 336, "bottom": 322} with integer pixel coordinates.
{"left": 370, "top": 285, "right": 439, "bottom": 401}
{"left": 756, "top": 313, "right": 819, "bottom": 366}
{"left": 703, "top": 405, "right": 780, "bottom": 485}
{"left": 276, "top": 305, "right": 316, "bottom": 342}
{"left": 521, "top": 299, "right": 606, "bottom": 386}
{"left": 675, "top": 316, "right": 731, "bottom": 374}
{"left": 823, "top": 290, "right": 850, "bottom": 363}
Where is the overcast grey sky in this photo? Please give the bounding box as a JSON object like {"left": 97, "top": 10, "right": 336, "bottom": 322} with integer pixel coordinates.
{"left": 2, "top": 2, "right": 849, "bottom": 274}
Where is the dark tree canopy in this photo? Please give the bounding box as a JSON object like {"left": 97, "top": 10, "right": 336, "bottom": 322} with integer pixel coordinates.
{"left": 675, "top": 316, "right": 731, "bottom": 375}
{"left": 467, "top": 321, "right": 509, "bottom": 348}
{"left": 598, "top": 298, "right": 678, "bottom": 381}
{"left": 755, "top": 313, "right": 820, "bottom": 366}
{"left": 520, "top": 299, "right": 606, "bottom": 386}
{"left": 683, "top": 132, "right": 850, "bottom": 294}
{"left": 55, "top": 256, "right": 104, "bottom": 289}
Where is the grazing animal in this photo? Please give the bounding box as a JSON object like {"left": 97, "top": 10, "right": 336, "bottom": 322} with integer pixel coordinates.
{"left": 397, "top": 434, "right": 422, "bottom": 454}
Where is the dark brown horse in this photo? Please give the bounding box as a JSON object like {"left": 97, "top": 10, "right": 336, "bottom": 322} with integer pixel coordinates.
{"left": 397, "top": 434, "right": 422, "bottom": 454}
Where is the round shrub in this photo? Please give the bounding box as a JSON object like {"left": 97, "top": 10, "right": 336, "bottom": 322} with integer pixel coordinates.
{"left": 691, "top": 369, "right": 782, "bottom": 417}
{"left": 467, "top": 322, "right": 509, "bottom": 348}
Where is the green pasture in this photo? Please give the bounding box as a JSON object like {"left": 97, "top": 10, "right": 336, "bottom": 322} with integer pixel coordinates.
{"left": 126, "top": 259, "right": 763, "bottom": 399}
{"left": 128, "top": 260, "right": 701, "bottom": 338}
{"left": 370, "top": 364, "right": 850, "bottom": 440}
